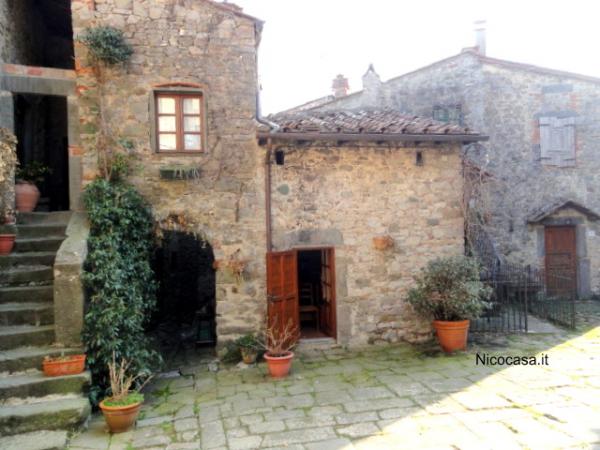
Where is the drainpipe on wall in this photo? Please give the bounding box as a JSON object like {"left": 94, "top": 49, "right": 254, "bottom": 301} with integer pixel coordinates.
{"left": 255, "top": 90, "right": 279, "bottom": 253}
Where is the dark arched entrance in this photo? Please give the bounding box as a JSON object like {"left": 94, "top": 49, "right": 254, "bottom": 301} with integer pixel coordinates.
{"left": 151, "top": 231, "right": 216, "bottom": 362}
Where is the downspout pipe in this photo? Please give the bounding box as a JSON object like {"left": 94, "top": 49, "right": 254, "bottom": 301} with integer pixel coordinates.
{"left": 255, "top": 90, "right": 279, "bottom": 253}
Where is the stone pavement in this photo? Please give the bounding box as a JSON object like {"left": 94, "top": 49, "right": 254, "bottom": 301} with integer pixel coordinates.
{"left": 69, "top": 327, "right": 600, "bottom": 450}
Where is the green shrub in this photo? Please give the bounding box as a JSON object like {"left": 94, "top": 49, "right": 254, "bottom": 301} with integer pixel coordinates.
{"left": 407, "top": 256, "right": 492, "bottom": 321}
{"left": 79, "top": 26, "right": 133, "bottom": 66}
{"left": 82, "top": 179, "right": 161, "bottom": 405}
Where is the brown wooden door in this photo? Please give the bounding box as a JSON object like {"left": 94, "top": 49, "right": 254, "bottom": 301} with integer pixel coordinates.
{"left": 545, "top": 226, "right": 577, "bottom": 297}
{"left": 319, "top": 248, "right": 337, "bottom": 337}
{"left": 266, "top": 250, "right": 300, "bottom": 343}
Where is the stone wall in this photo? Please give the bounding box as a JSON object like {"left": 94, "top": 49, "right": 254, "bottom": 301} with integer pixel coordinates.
{"left": 71, "top": 0, "right": 267, "bottom": 343}
{"left": 270, "top": 143, "right": 465, "bottom": 346}
{"left": 0, "top": 0, "right": 42, "bottom": 65}
{"left": 313, "top": 51, "right": 600, "bottom": 296}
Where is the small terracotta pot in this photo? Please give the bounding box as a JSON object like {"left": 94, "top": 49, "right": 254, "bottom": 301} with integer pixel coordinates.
{"left": 432, "top": 320, "right": 470, "bottom": 353}
{"left": 240, "top": 347, "right": 258, "bottom": 364}
{"left": 100, "top": 398, "right": 143, "bottom": 433}
{"left": 264, "top": 351, "right": 294, "bottom": 378}
{"left": 15, "top": 182, "right": 40, "bottom": 212}
{"left": 42, "top": 354, "right": 86, "bottom": 377}
{"left": 0, "top": 234, "right": 16, "bottom": 255}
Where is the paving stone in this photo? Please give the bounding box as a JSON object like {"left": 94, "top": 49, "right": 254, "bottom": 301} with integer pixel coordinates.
{"left": 349, "top": 386, "right": 394, "bottom": 400}
{"left": 174, "top": 418, "right": 198, "bottom": 432}
{"left": 265, "top": 393, "right": 314, "bottom": 408}
{"left": 226, "top": 427, "right": 248, "bottom": 439}
{"left": 239, "top": 413, "right": 265, "bottom": 425}
{"left": 228, "top": 435, "right": 263, "bottom": 450}
{"left": 200, "top": 420, "right": 226, "bottom": 449}
{"left": 285, "top": 415, "right": 336, "bottom": 430}
{"left": 137, "top": 415, "right": 174, "bottom": 428}
{"left": 166, "top": 443, "right": 199, "bottom": 450}
{"left": 344, "top": 397, "right": 415, "bottom": 413}
{"left": 131, "top": 434, "right": 171, "bottom": 448}
{"left": 263, "top": 409, "right": 305, "bottom": 421}
{"left": 248, "top": 420, "right": 285, "bottom": 434}
{"left": 335, "top": 411, "right": 378, "bottom": 425}
{"left": 261, "top": 427, "right": 337, "bottom": 447}
{"left": 336, "top": 422, "right": 380, "bottom": 438}
{"left": 304, "top": 438, "right": 355, "bottom": 450}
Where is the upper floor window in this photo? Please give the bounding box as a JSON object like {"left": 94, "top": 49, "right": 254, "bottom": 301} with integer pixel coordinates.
{"left": 433, "top": 104, "right": 463, "bottom": 125}
{"left": 155, "top": 93, "right": 204, "bottom": 152}
{"left": 539, "top": 116, "right": 575, "bottom": 167}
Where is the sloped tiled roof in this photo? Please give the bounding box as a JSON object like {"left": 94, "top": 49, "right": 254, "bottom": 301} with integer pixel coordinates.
{"left": 258, "top": 110, "right": 484, "bottom": 142}
{"left": 527, "top": 199, "right": 600, "bottom": 223}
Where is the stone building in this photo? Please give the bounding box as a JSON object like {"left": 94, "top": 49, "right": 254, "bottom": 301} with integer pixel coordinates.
{"left": 304, "top": 38, "right": 600, "bottom": 298}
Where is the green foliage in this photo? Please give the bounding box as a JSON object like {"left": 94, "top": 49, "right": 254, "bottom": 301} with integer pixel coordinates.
{"left": 82, "top": 179, "right": 161, "bottom": 405}
{"left": 236, "top": 334, "right": 260, "bottom": 349}
{"left": 16, "top": 161, "right": 52, "bottom": 184}
{"left": 79, "top": 26, "right": 133, "bottom": 66}
{"left": 103, "top": 392, "right": 144, "bottom": 407}
{"left": 407, "top": 256, "right": 492, "bottom": 321}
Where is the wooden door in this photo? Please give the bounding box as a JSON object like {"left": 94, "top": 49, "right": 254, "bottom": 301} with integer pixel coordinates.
{"left": 319, "top": 248, "right": 337, "bottom": 337}
{"left": 266, "top": 250, "right": 300, "bottom": 343}
{"left": 545, "top": 226, "right": 577, "bottom": 297}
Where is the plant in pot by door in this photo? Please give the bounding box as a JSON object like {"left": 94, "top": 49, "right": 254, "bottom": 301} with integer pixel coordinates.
{"left": 15, "top": 162, "right": 52, "bottom": 212}
{"left": 43, "top": 353, "right": 86, "bottom": 377}
{"left": 0, "top": 213, "right": 16, "bottom": 255}
{"left": 259, "top": 319, "right": 299, "bottom": 378}
{"left": 407, "top": 256, "right": 492, "bottom": 353}
{"left": 236, "top": 334, "right": 260, "bottom": 364}
{"left": 99, "top": 354, "right": 152, "bottom": 433}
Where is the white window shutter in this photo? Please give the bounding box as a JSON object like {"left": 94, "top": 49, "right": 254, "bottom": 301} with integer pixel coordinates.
{"left": 539, "top": 117, "right": 553, "bottom": 162}
{"left": 559, "top": 117, "right": 576, "bottom": 167}
{"left": 539, "top": 116, "right": 576, "bottom": 167}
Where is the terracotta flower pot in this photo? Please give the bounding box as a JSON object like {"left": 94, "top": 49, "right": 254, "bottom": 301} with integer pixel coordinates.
{"left": 42, "top": 354, "right": 86, "bottom": 377}
{"left": 264, "top": 351, "right": 294, "bottom": 378}
{"left": 372, "top": 235, "right": 394, "bottom": 250}
{"left": 432, "top": 320, "right": 470, "bottom": 353}
{"left": 0, "top": 234, "right": 16, "bottom": 255}
{"left": 240, "top": 347, "right": 258, "bottom": 364}
{"left": 100, "top": 398, "right": 143, "bottom": 433}
{"left": 15, "top": 182, "right": 40, "bottom": 212}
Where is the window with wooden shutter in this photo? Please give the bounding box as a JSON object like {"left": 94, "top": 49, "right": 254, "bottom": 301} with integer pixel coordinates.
{"left": 539, "top": 116, "right": 576, "bottom": 167}
{"left": 155, "top": 93, "right": 204, "bottom": 153}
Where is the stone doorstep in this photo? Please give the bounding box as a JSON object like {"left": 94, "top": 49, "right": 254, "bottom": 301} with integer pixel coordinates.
{"left": 0, "top": 302, "right": 54, "bottom": 326}
{"left": 0, "top": 266, "right": 54, "bottom": 286}
{"left": 14, "top": 237, "right": 65, "bottom": 253}
{"left": 0, "top": 370, "right": 90, "bottom": 400}
{"left": 0, "top": 252, "right": 57, "bottom": 269}
{"left": 0, "top": 325, "right": 55, "bottom": 351}
{"left": 0, "top": 429, "right": 69, "bottom": 450}
{"left": 14, "top": 224, "right": 67, "bottom": 239}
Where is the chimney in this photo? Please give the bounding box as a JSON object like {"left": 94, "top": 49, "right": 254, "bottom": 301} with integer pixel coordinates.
{"left": 474, "top": 20, "right": 486, "bottom": 56}
{"left": 332, "top": 74, "right": 349, "bottom": 98}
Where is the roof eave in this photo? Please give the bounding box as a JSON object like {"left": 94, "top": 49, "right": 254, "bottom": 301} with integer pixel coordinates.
{"left": 257, "top": 131, "right": 488, "bottom": 143}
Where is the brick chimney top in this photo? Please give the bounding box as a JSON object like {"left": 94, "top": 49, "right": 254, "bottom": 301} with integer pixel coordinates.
{"left": 332, "top": 74, "right": 349, "bottom": 98}
{"left": 474, "top": 20, "right": 486, "bottom": 56}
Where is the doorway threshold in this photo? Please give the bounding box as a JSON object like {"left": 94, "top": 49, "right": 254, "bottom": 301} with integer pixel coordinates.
{"left": 297, "top": 337, "right": 338, "bottom": 351}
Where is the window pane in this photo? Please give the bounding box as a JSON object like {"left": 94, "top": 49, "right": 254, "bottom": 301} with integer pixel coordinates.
{"left": 159, "top": 133, "right": 177, "bottom": 150}
{"left": 184, "top": 116, "right": 201, "bottom": 132}
{"left": 184, "top": 134, "right": 201, "bottom": 150}
{"left": 183, "top": 98, "right": 200, "bottom": 114}
{"left": 158, "top": 97, "right": 176, "bottom": 114}
{"left": 158, "top": 116, "right": 176, "bottom": 132}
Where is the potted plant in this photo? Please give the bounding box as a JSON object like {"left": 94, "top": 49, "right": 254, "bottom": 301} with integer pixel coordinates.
{"left": 0, "top": 213, "right": 16, "bottom": 255}
{"left": 407, "top": 256, "right": 492, "bottom": 353}
{"left": 259, "top": 319, "right": 298, "bottom": 378}
{"left": 236, "top": 334, "right": 260, "bottom": 364}
{"left": 42, "top": 353, "right": 86, "bottom": 377}
{"left": 99, "top": 354, "right": 151, "bottom": 433}
{"left": 15, "top": 162, "right": 52, "bottom": 212}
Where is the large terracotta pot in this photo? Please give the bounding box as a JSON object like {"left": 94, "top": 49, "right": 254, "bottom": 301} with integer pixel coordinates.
{"left": 42, "top": 354, "right": 86, "bottom": 377}
{"left": 432, "top": 320, "right": 470, "bottom": 353}
{"left": 15, "top": 182, "right": 40, "bottom": 212}
{"left": 263, "top": 351, "right": 294, "bottom": 378}
{"left": 100, "top": 398, "right": 143, "bottom": 433}
{"left": 0, "top": 234, "right": 16, "bottom": 255}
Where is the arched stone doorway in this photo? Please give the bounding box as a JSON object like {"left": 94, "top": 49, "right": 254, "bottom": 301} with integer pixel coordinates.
{"left": 151, "top": 231, "right": 216, "bottom": 363}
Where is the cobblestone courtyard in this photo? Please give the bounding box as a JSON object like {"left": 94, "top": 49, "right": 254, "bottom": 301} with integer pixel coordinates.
{"left": 67, "top": 319, "right": 600, "bottom": 450}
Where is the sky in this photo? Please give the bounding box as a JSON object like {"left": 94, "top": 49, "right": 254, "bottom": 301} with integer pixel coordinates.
{"left": 231, "top": 0, "right": 600, "bottom": 115}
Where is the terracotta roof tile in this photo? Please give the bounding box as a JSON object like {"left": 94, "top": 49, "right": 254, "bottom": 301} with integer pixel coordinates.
{"left": 264, "top": 109, "right": 477, "bottom": 136}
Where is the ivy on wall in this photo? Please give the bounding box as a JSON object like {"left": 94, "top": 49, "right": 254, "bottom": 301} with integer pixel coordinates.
{"left": 82, "top": 178, "right": 161, "bottom": 405}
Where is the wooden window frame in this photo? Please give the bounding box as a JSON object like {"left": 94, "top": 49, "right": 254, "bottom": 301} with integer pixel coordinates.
{"left": 153, "top": 90, "right": 206, "bottom": 154}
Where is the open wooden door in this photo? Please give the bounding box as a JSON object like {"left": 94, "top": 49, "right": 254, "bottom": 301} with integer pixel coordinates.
{"left": 319, "top": 248, "right": 336, "bottom": 337}
{"left": 266, "top": 250, "right": 300, "bottom": 343}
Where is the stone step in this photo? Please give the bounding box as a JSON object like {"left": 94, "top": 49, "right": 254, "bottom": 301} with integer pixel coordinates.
{"left": 0, "top": 325, "right": 55, "bottom": 350}
{"left": 0, "top": 346, "right": 83, "bottom": 373}
{"left": 0, "top": 302, "right": 54, "bottom": 326}
{"left": 0, "top": 371, "right": 90, "bottom": 400}
{"left": 0, "top": 266, "right": 53, "bottom": 286}
{"left": 16, "top": 224, "right": 66, "bottom": 239}
{"left": 0, "top": 286, "right": 53, "bottom": 304}
{"left": 14, "top": 237, "right": 64, "bottom": 253}
{"left": 0, "top": 252, "right": 57, "bottom": 269}
{"left": 0, "top": 395, "right": 90, "bottom": 436}
{"left": 17, "top": 212, "right": 72, "bottom": 225}
{"left": 0, "top": 430, "right": 68, "bottom": 450}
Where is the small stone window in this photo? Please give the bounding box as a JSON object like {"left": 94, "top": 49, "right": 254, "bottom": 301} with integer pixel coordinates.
{"left": 155, "top": 92, "right": 204, "bottom": 153}
{"left": 539, "top": 116, "right": 575, "bottom": 167}
{"left": 433, "top": 104, "right": 463, "bottom": 125}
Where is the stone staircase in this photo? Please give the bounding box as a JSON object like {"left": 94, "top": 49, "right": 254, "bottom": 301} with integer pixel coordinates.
{"left": 0, "top": 212, "right": 91, "bottom": 450}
